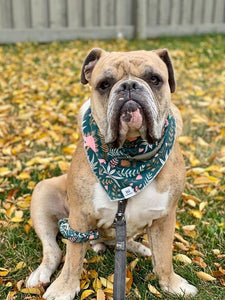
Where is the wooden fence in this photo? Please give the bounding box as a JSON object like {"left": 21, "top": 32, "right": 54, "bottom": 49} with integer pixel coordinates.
{"left": 0, "top": 0, "right": 225, "bottom": 43}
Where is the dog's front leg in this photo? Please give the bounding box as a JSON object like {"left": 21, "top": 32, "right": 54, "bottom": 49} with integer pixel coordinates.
{"left": 147, "top": 209, "right": 197, "bottom": 297}
{"left": 43, "top": 209, "right": 88, "bottom": 300}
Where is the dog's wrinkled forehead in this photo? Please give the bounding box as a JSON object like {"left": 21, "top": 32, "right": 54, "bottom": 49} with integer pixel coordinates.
{"left": 81, "top": 48, "right": 176, "bottom": 93}
{"left": 94, "top": 52, "right": 167, "bottom": 82}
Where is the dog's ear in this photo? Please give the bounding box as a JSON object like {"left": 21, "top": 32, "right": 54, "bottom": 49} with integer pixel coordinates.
{"left": 153, "top": 49, "right": 176, "bottom": 93}
{"left": 81, "top": 48, "right": 105, "bottom": 85}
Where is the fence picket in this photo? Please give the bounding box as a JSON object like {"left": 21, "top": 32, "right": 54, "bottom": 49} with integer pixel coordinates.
{"left": 67, "top": 0, "right": 83, "bottom": 28}
{"left": 192, "top": 0, "right": 204, "bottom": 25}
{"left": 170, "top": 0, "right": 181, "bottom": 25}
{"left": 214, "top": 0, "right": 225, "bottom": 23}
{"left": 12, "top": 0, "right": 31, "bottom": 29}
{"left": 31, "top": 0, "right": 48, "bottom": 28}
{"left": 203, "top": 0, "right": 214, "bottom": 24}
{"left": 159, "top": 0, "right": 171, "bottom": 25}
{"left": 181, "top": 0, "right": 192, "bottom": 25}
{"left": 147, "top": 0, "right": 158, "bottom": 25}
{"left": 0, "top": 0, "right": 13, "bottom": 28}
{"left": 49, "top": 0, "right": 66, "bottom": 28}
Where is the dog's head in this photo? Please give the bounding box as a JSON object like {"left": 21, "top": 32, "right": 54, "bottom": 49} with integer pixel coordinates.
{"left": 81, "top": 48, "right": 175, "bottom": 148}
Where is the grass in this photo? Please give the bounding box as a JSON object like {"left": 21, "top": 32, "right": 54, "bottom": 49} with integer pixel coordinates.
{"left": 0, "top": 34, "right": 225, "bottom": 299}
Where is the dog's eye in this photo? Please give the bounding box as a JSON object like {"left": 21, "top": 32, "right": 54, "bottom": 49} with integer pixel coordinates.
{"left": 150, "top": 76, "right": 160, "bottom": 85}
{"left": 99, "top": 81, "right": 110, "bottom": 91}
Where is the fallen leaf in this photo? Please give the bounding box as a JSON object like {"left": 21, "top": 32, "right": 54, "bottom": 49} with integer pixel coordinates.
{"left": 196, "top": 271, "right": 216, "bottom": 281}
{"left": 20, "top": 287, "right": 42, "bottom": 295}
{"left": 80, "top": 290, "right": 95, "bottom": 299}
{"left": 13, "top": 261, "right": 26, "bottom": 272}
{"left": 192, "top": 257, "right": 207, "bottom": 268}
{"left": 174, "top": 254, "right": 192, "bottom": 264}
{"left": 148, "top": 283, "right": 162, "bottom": 298}
{"left": 100, "top": 277, "right": 113, "bottom": 289}
{"left": 189, "top": 210, "right": 203, "bottom": 219}
{"left": 93, "top": 277, "right": 102, "bottom": 291}
{"left": 0, "top": 268, "right": 10, "bottom": 276}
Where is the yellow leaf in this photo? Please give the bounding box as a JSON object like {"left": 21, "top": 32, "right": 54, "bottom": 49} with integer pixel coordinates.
{"left": 17, "top": 200, "right": 30, "bottom": 209}
{"left": 0, "top": 167, "right": 11, "bottom": 176}
{"left": 174, "top": 254, "right": 192, "bottom": 264}
{"left": 189, "top": 210, "right": 203, "bottom": 219}
{"left": 196, "top": 271, "right": 216, "bottom": 281}
{"left": 205, "top": 165, "right": 222, "bottom": 172}
{"left": 197, "top": 137, "right": 208, "bottom": 147}
{"left": 27, "top": 181, "right": 36, "bottom": 189}
{"left": 10, "top": 217, "right": 24, "bottom": 223}
{"left": 148, "top": 284, "right": 162, "bottom": 298}
{"left": 100, "top": 277, "right": 113, "bottom": 289}
{"left": 97, "top": 289, "right": 105, "bottom": 300}
{"left": 62, "top": 145, "right": 76, "bottom": 154}
{"left": 182, "top": 193, "right": 201, "bottom": 203}
{"left": 186, "top": 199, "right": 196, "bottom": 207}
{"left": 212, "top": 249, "right": 220, "bottom": 255}
{"left": 89, "top": 256, "right": 104, "bottom": 263}
{"left": 6, "top": 204, "right": 16, "bottom": 218}
{"left": 13, "top": 261, "right": 26, "bottom": 272}
{"left": 199, "top": 201, "right": 208, "bottom": 211}
{"left": 24, "top": 224, "right": 31, "bottom": 234}
{"left": 182, "top": 225, "right": 196, "bottom": 231}
{"left": 23, "top": 126, "right": 34, "bottom": 136}
{"left": 80, "top": 289, "right": 94, "bottom": 300}
{"left": 103, "top": 288, "right": 113, "bottom": 295}
{"left": 58, "top": 160, "right": 70, "bottom": 172}
{"left": 178, "top": 136, "right": 193, "bottom": 145}
{"left": 17, "top": 172, "right": 31, "bottom": 180}
{"left": 80, "top": 279, "right": 90, "bottom": 290}
{"left": 5, "top": 282, "right": 13, "bottom": 287}
{"left": 20, "top": 287, "right": 41, "bottom": 295}
{"left": 93, "top": 278, "right": 102, "bottom": 291}
{"left": 0, "top": 268, "right": 10, "bottom": 276}
{"left": 128, "top": 258, "right": 139, "bottom": 271}
{"left": 88, "top": 270, "right": 98, "bottom": 278}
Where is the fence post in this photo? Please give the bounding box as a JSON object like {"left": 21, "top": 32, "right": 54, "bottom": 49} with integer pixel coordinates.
{"left": 135, "top": 0, "right": 146, "bottom": 39}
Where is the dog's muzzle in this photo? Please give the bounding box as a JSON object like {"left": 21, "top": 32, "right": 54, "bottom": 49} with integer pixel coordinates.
{"left": 105, "top": 79, "right": 161, "bottom": 148}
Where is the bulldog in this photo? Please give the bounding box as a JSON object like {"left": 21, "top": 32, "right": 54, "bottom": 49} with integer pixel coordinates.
{"left": 26, "top": 48, "right": 198, "bottom": 299}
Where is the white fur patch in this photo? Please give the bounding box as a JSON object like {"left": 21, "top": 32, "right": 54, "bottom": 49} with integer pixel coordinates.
{"left": 93, "top": 181, "right": 169, "bottom": 237}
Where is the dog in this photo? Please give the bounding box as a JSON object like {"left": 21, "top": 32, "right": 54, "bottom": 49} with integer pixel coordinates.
{"left": 26, "top": 48, "right": 198, "bottom": 299}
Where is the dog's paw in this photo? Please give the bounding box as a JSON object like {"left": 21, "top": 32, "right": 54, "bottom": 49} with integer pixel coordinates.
{"left": 160, "top": 273, "right": 198, "bottom": 296}
{"left": 43, "top": 277, "right": 80, "bottom": 300}
{"left": 26, "top": 265, "right": 52, "bottom": 287}
{"left": 91, "top": 242, "right": 107, "bottom": 254}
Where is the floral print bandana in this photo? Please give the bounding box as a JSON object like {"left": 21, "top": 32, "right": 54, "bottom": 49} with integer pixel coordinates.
{"left": 82, "top": 105, "right": 176, "bottom": 201}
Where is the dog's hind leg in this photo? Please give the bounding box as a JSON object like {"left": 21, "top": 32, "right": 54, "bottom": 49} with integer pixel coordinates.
{"left": 26, "top": 175, "right": 68, "bottom": 287}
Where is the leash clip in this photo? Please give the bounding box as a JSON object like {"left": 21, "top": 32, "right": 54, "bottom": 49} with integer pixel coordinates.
{"left": 114, "top": 199, "right": 128, "bottom": 224}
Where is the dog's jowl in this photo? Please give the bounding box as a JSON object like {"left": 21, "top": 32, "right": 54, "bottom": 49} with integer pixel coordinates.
{"left": 27, "top": 49, "right": 198, "bottom": 299}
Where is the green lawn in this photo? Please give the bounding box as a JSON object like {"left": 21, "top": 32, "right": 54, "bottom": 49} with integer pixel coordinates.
{"left": 0, "top": 35, "right": 225, "bottom": 299}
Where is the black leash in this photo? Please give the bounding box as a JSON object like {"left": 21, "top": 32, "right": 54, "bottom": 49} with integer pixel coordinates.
{"left": 113, "top": 199, "right": 128, "bottom": 300}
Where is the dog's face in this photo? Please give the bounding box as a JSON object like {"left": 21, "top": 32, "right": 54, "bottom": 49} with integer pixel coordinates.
{"left": 81, "top": 48, "right": 176, "bottom": 148}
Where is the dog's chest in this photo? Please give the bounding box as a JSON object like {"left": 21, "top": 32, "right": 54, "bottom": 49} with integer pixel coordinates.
{"left": 93, "top": 182, "right": 170, "bottom": 238}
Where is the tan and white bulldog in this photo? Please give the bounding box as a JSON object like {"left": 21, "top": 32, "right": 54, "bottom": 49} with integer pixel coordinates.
{"left": 26, "top": 48, "right": 198, "bottom": 299}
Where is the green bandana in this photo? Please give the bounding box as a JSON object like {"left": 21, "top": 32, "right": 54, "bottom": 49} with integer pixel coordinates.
{"left": 82, "top": 106, "right": 176, "bottom": 201}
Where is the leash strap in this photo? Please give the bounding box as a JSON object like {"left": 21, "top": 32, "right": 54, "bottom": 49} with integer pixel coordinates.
{"left": 113, "top": 200, "right": 128, "bottom": 300}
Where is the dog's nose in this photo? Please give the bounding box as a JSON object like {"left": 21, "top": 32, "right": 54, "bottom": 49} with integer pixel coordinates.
{"left": 121, "top": 80, "right": 139, "bottom": 91}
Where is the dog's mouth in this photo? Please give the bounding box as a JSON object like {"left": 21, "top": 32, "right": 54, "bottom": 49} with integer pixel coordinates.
{"left": 119, "top": 100, "right": 143, "bottom": 138}
{"left": 106, "top": 97, "right": 159, "bottom": 148}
